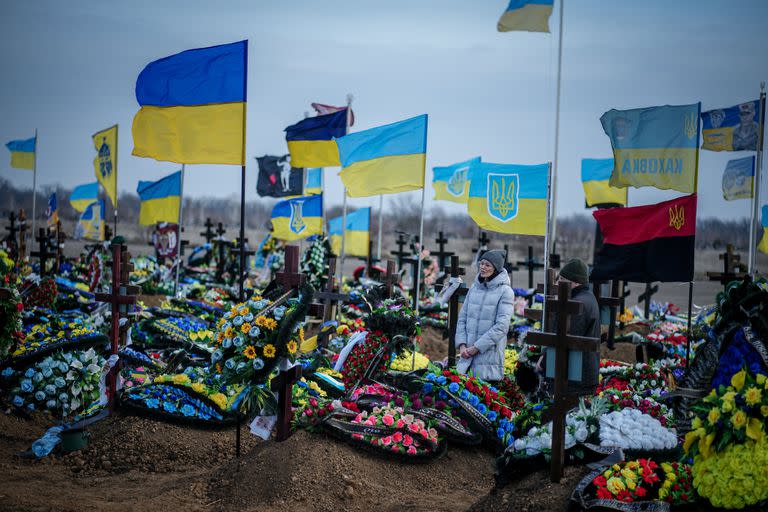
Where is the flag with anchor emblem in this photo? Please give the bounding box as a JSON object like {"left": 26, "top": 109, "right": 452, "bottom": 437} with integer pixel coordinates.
{"left": 270, "top": 194, "right": 323, "bottom": 241}
{"left": 467, "top": 161, "right": 549, "bottom": 236}
{"left": 432, "top": 157, "right": 480, "bottom": 204}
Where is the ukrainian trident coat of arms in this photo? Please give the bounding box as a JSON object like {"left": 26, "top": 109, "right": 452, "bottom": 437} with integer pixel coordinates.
{"left": 447, "top": 166, "right": 469, "bottom": 196}
{"left": 289, "top": 200, "right": 306, "bottom": 234}
{"left": 98, "top": 137, "right": 113, "bottom": 179}
{"left": 486, "top": 173, "right": 519, "bottom": 222}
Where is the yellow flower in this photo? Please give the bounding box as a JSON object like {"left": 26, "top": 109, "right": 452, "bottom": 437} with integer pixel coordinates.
{"left": 172, "top": 373, "right": 191, "bottom": 385}
{"left": 620, "top": 468, "right": 637, "bottom": 481}
{"left": 243, "top": 346, "right": 257, "bottom": 359}
{"left": 762, "top": 405, "right": 768, "bottom": 417}
{"left": 701, "top": 432, "right": 717, "bottom": 458}
{"left": 211, "top": 393, "right": 227, "bottom": 410}
{"left": 189, "top": 332, "right": 198, "bottom": 341}
{"left": 708, "top": 407, "right": 721, "bottom": 425}
{"left": 606, "top": 477, "right": 626, "bottom": 494}
{"left": 191, "top": 382, "right": 205, "bottom": 393}
{"left": 746, "top": 418, "right": 765, "bottom": 441}
{"left": 731, "top": 370, "right": 746, "bottom": 391}
{"left": 263, "top": 344, "right": 276, "bottom": 358}
{"left": 757, "top": 373, "right": 766, "bottom": 386}
{"left": 684, "top": 428, "right": 703, "bottom": 453}
{"left": 225, "top": 327, "right": 234, "bottom": 338}
{"left": 239, "top": 307, "right": 248, "bottom": 316}
{"left": 692, "top": 416, "right": 703, "bottom": 429}
{"left": 287, "top": 340, "right": 298, "bottom": 354}
{"left": 731, "top": 410, "right": 747, "bottom": 429}
{"left": 721, "top": 391, "right": 736, "bottom": 413}
{"left": 241, "top": 323, "right": 251, "bottom": 334}
{"left": 745, "top": 386, "right": 762, "bottom": 406}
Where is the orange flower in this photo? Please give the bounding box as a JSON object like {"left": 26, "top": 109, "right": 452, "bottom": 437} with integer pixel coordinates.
{"left": 263, "top": 344, "right": 276, "bottom": 358}
{"left": 243, "top": 346, "right": 257, "bottom": 359}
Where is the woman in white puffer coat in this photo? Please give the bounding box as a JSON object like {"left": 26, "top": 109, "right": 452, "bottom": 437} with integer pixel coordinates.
{"left": 455, "top": 250, "right": 515, "bottom": 382}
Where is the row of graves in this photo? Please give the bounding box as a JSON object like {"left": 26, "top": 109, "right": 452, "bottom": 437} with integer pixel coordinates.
{"left": 1, "top": 210, "right": 768, "bottom": 510}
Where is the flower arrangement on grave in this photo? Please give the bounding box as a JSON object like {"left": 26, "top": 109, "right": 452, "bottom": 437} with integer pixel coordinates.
{"left": 347, "top": 404, "right": 440, "bottom": 456}
{"left": 0, "top": 285, "right": 23, "bottom": 358}
{"left": 658, "top": 462, "right": 697, "bottom": 506}
{"left": 212, "top": 291, "right": 309, "bottom": 393}
{"left": 201, "top": 287, "right": 230, "bottom": 309}
{"left": 9, "top": 348, "right": 105, "bottom": 416}
{"left": 597, "top": 362, "right": 669, "bottom": 396}
{"left": 389, "top": 349, "right": 430, "bottom": 372}
{"left": 340, "top": 330, "right": 391, "bottom": 388}
{"left": 12, "top": 320, "right": 104, "bottom": 359}
{"left": 300, "top": 235, "right": 330, "bottom": 291}
{"left": 150, "top": 316, "right": 213, "bottom": 346}
{"left": 592, "top": 459, "right": 661, "bottom": 502}
{"left": 151, "top": 367, "right": 243, "bottom": 412}
{"left": 504, "top": 347, "right": 520, "bottom": 375}
{"left": 420, "top": 249, "right": 439, "bottom": 289}
{"left": 121, "top": 381, "right": 231, "bottom": 422}
{"left": 597, "top": 390, "right": 673, "bottom": 427}
{"left": 646, "top": 301, "right": 680, "bottom": 321}
{"left": 598, "top": 408, "right": 678, "bottom": 451}
{"left": 618, "top": 308, "right": 634, "bottom": 324}
{"left": 24, "top": 276, "right": 57, "bottom": 309}
{"left": 710, "top": 329, "right": 767, "bottom": 389}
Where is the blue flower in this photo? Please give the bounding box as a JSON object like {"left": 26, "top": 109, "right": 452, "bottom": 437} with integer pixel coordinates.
{"left": 487, "top": 411, "right": 498, "bottom": 422}
{"left": 274, "top": 306, "right": 286, "bottom": 320}
{"left": 24, "top": 368, "right": 35, "bottom": 378}
{"left": 21, "top": 379, "right": 33, "bottom": 393}
{"left": 469, "top": 395, "right": 480, "bottom": 407}
{"left": 26, "top": 403, "right": 35, "bottom": 411}
{"left": 477, "top": 403, "right": 487, "bottom": 414}
{"left": 199, "top": 411, "right": 211, "bottom": 421}
{"left": 489, "top": 386, "right": 498, "bottom": 394}
{"left": 233, "top": 336, "right": 244, "bottom": 347}
{"left": 252, "top": 358, "right": 265, "bottom": 370}
{"left": 298, "top": 380, "right": 308, "bottom": 388}
{"left": 233, "top": 316, "right": 244, "bottom": 327}
{"left": 42, "top": 367, "right": 53, "bottom": 378}
{"left": 236, "top": 362, "right": 246, "bottom": 372}
{"left": 533, "top": 403, "right": 543, "bottom": 410}
{"left": 437, "top": 376, "right": 447, "bottom": 385}
{"left": 225, "top": 359, "right": 235, "bottom": 370}
{"left": 249, "top": 326, "right": 261, "bottom": 338}
{"left": 422, "top": 383, "right": 433, "bottom": 394}
{"left": 212, "top": 350, "right": 223, "bottom": 363}
{"left": 426, "top": 373, "right": 436, "bottom": 382}
{"left": 497, "top": 428, "right": 505, "bottom": 439}
{"left": 59, "top": 393, "right": 68, "bottom": 403}
{"left": 460, "top": 389, "right": 470, "bottom": 400}
{"left": 145, "top": 398, "right": 160, "bottom": 409}
{"left": 180, "top": 404, "right": 196, "bottom": 417}
{"left": 44, "top": 384, "right": 57, "bottom": 396}
{"left": 46, "top": 399, "right": 57, "bottom": 409}
{"left": 33, "top": 373, "right": 43, "bottom": 383}
{"left": 163, "top": 401, "right": 177, "bottom": 413}
{"left": 222, "top": 338, "right": 233, "bottom": 349}
{"left": 12, "top": 395, "right": 24, "bottom": 407}
{"left": 506, "top": 436, "right": 515, "bottom": 446}
{"left": 54, "top": 377, "right": 66, "bottom": 388}
{"left": 438, "top": 390, "right": 447, "bottom": 400}
{"left": 34, "top": 390, "right": 46, "bottom": 401}
{"left": 448, "top": 382, "right": 460, "bottom": 394}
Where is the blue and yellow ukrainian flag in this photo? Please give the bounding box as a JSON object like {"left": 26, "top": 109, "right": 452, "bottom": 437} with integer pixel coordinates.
{"left": 497, "top": 0, "right": 554, "bottom": 33}
{"left": 305, "top": 168, "right": 323, "bottom": 195}
{"left": 337, "top": 114, "right": 427, "bottom": 198}
{"left": 328, "top": 207, "right": 370, "bottom": 257}
{"left": 271, "top": 194, "right": 323, "bottom": 242}
{"left": 93, "top": 125, "right": 118, "bottom": 208}
{"left": 759, "top": 205, "right": 768, "bottom": 255}
{"left": 701, "top": 100, "right": 761, "bottom": 152}
{"left": 581, "top": 159, "right": 628, "bottom": 207}
{"left": 45, "top": 193, "right": 59, "bottom": 227}
{"left": 722, "top": 156, "right": 754, "bottom": 201}
{"left": 285, "top": 110, "right": 347, "bottom": 168}
{"left": 433, "top": 157, "right": 480, "bottom": 204}
{"left": 137, "top": 171, "right": 182, "bottom": 226}
{"left": 132, "top": 40, "right": 246, "bottom": 165}
{"left": 5, "top": 136, "right": 36, "bottom": 170}
{"left": 600, "top": 103, "right": 701, "bottom": 194}
{"left": 74, "top": 199, "right": 105, "bottom": 241}
{"left": 70, "top": 182, "right": 99, "bottom": 212}
{"left": 467, "top": 162, "right": 549, "bottom": 236}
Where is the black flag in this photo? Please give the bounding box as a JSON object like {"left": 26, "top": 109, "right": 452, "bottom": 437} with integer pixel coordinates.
{"left": 256, "top": 155, "right": 304, "bottom": 197}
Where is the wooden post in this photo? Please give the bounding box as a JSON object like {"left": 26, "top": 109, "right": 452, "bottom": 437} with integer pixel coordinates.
{"left": 445, "top": 255, "right": 467, "bottom": 368}
{"left": 592, "top": 280, "right": 621, "bottom": 349}
{"left": 30, "top": 228, "right": 56, "bottom": 276}
{"left": 516, "top": 245, "right": 545, "bottom": 289}
{"left": 382, "top": 260, "right": 398, "bottom": 299}
{"left": 270, "top": 364, "right": 302, "bottom": 442}
{"left": 401, "top": 253, "right": 421, "bottom": 310}
{"left": 706, "top": 244, "right": 747, "bottom": 291}
{"left": 526, "top": 281, "right": 600, "bottom": 482}
{"left": 94, "top": 242, "right": 138, "bottom": 414}
{"left": 639, "top": 282, "right": 659, "bottom": 320}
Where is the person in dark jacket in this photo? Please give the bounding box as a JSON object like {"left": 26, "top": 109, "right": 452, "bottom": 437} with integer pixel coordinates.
{"left": 536, "top": 258, "right": 600, "bottom": 394}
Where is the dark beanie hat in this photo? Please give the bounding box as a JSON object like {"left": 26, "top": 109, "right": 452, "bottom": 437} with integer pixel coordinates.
{"left": 480, "top": 250, "right": 506, "bottom": 272}
{"left": 559, "top": 258, "right": 588, "bottom": 285}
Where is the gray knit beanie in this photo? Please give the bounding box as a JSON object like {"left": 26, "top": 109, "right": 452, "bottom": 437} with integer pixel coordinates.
{"left": 479, "top": 250, "right": 506, "bottom": 272}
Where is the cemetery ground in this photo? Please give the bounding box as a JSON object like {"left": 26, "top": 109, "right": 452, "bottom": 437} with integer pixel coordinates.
{"left": 0, "top": 323, "right": 643, "bottom": 512}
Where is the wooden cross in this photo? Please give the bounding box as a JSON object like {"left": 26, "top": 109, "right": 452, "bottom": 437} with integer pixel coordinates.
{"left": 3, "top": 211, "right": 20, "bottom": 261}
{"left": 178, "top": 226, "right": 190, "bottom": 256}
{"left": 270, "top": 364, "right": 303, "bottom": 442}
{"left": 53, "top": 220, "right": 66, "bottom": 273}
{"left": 104, "top": 223, "right": 113, "bottom": 243}
{"left": 524, "top": 268, "right": 559, "bottom": 328}
{"left": 391, "top": 232, "right": 410, "bottom": 270}
{"left": 516, "top": 245, "right": 545, "bottom": 289}
{"left": 592, "top": 280, "right": 621, "bottom": 349}
{"left": 382, "top": 260, "right": 398, "bottom": 299}
{"left": 638, "top": 282, "right": 659, "bottom": 320}
{"left": 707, "top": 244, "right": 747, "bottom": 290}
{"left": 444, "top": 255, "right": 468, "bottom": 367}
{"left": 17, "top": 209, "right": 27, "bottom": 265}
{"left": 471, "top": 230, "right": 491, "bottom": 256}
{"left": 365, "top": 239, "right": 381, "bottom": 279}
{"left": 94, "top": 242, "right": 138, "bottom": 414}
{"left": 199, "top": 218, "right": 216, "bottom": 244}
{"left": 30, "top": 228, "right": 56, "bottom": 276}
{"left": 311, "top": 257, "right": 350, "bottom": 327}
{"left": 276, "top": 245, "right": 305, "bottom": 292}
{"left": 433, "top": 231, "right": 454, "bottom": 271}
{"left": 526, "top": 280, "right": 600, "bottom": 483}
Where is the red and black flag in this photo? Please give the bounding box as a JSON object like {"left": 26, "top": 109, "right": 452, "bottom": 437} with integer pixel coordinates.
{"left": 590, "top": 194, "right": 696, "bottom": 282}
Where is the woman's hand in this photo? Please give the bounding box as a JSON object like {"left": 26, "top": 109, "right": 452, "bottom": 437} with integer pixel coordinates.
{"left": 461, "top": 346, "right": 479, "bottom": 358}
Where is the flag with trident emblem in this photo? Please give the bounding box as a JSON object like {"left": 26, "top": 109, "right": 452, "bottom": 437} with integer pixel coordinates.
{"left": 467, "top": 162, "right": 549, "bottom": 236}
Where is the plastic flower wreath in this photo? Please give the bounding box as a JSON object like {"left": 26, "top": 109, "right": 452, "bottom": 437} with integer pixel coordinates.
{"left": 592, "top": 459, "right": 660, "bottom": 503}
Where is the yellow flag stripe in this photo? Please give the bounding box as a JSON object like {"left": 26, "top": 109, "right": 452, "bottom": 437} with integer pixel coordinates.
{"left": 468, "top": 197, "right": 547, "bottom": 236}
{"left": 139, "top": 196, "right": 180, "bottom": 226}
{"left": 9, "top": 151, "right": 34, "bottom": 170}
{"left": 287, "top": 140, "right": 340, "bottom": 167}
{"left": 340, "top": 153, "right": 425, "bottom": 198}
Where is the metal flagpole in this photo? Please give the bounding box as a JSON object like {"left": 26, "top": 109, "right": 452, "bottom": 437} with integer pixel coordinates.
{"left": 339, "top": 94, "right": 353, "bottom": 275}
{"left": 685, "top": 281, "right": 693, "bottom": 369}
{"left": 542, "top": 162, "right": 553, "bottom": 326}
{"left": 238, "top": 41, "right": 248, "bottom": 303}
{"left": 748, "top": 82, "right": 766, "bottom": 275}
{"left": 31, "top": 128, "right": 38, "bottom": 238}
{"left": 377, "top": 195, "right": 383, "bottom": 259}
{"left": 549, "top": 0, "right": 565, "bottom": 252}
{"left": 173, "top": 165, "right": 186, "bottom": 296}
{"left": 113, "top": 124, "right": 119, "bottom": 235}
{"left": 414, "top": 115, "right": 429, "bottom": 315}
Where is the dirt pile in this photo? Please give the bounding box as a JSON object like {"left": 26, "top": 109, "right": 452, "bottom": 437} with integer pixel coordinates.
{"left": 420, "top": 326, "right": 448, "bottom": 362}
{"left": 209, "top": 429, "right": 495, "bottom": 512}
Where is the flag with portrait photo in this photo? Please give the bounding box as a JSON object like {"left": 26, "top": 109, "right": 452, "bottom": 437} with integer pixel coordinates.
{"left": 701, "top": 100, "right": 762, "bottom": 152}
{"left": 600, "top": 103, "right": 701, "bottom": 194}
{"left": 722, "top": 156, "right": 754, "bottom": 201}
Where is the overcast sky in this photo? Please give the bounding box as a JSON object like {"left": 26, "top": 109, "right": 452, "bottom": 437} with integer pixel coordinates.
{"left": 1, "top": 0, "right": 766, "bottom": 221}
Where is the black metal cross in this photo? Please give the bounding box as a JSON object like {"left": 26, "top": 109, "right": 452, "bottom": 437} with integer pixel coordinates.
{"left": 526, "top": 280, "right": 600, "bottom": 483}
{"left": 516, "top": 246, "right": 544, "bottom": 289}
{"left": 502, "top": 243, "right": 520, "bottom": 285}
{"left": 391, "top": 232, "right": 410, "bottom": 270}
{"left": 3, "top": 211, "right": 20, "bottom": 260}
{"left": 231, "top": 236, "right": 255, "bottom": 300}
{"left": 524, "top": 268, "right": 559, "bottom": 328}
{"left": 213, "top": 222, "right": 230, "bottom": 282}
{"left": 311, "top": 257, "right": 350, "bottom": 326}
{"left": 17, "top": 209, "right": 27, "bottom": 264}
{"left": 706, "top": 244, "right": 747, "bottom": 291}
{"left": 618, "top": 281, "right": 630, "bottom": 329}
{"left": 638, "top": 282, "right": 659, "bottom": 320}
{"left": 365, "top": 239, "right": 381, "bottom": 279}
{"left": 401, "top": 253, "right": 421, "bottom": 310}
{"left": 471, "top": 230, "right": 491, "bottom": 256}
{"left": 433, "top": 231, "right": 454, "bottom": 272}
{"left": 30, "top": 228, "right": 56, "bottom": 276}
{"left": 199, "top": 218, "right": 216, "bottom": 244}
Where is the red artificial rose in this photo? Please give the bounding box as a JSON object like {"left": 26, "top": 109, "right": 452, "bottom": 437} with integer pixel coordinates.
{"left": 634, "top": 486, "right": 647, "bottom": 498}
{"left": 16, "top": 302, "right": 23, "bottom": 312}
{"left": 596, "top": 488, "right": 613, "bottom": 500}
{"left": 593, "top": 476, "right": 607, "bottom": 487}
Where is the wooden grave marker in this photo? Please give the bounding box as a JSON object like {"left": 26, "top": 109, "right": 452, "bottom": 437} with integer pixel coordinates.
{"left": 311, "top": 257, "right": 351, "bottom": 331}
{"left": 592, "top": 280, "right": 621, "bottom": 349}
{"left": 526, "top": 280, "right": 600, "bottom": 483}
{"left": 94, "top": 242, "right": 138, "bottom": 414}
{"left": 382, "top": 260, "right": 398, "bottom": 299}
{"left": 433, "top": 231, "right": 454, "bottom": 272}
{"left": 639, "top": 282, "right": 659, "bottom": 320}
{"left": 213, "top": 222, "right": 229, "bottom": 282}
{"left": 707, "top": 244, "right": 747, "bottom": 291}
{"left": 199, "top": 218, "right": 216, "bottom": 244}
{"left": 391, "top": 232, "right": 410, "bottom": 270}
{"left": 524, "top": 268, "right": 558, "bottom": 326}
{"left": 271, "top": 364, "right": 303, "bottom": 442}
{"left": 517, "top": 246, "right": 545, "bottom": 289}
{"left": 30, "top": 228, "right": 56, "bottom": 276}
{"left": 443, "top": 255, "right": 468, "bottom": 367}
{"left": 3, "top": 211, "right": 20, "bottom": 261}
{"left": 17, "top": 209, "right": 28, "bottom": 265}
